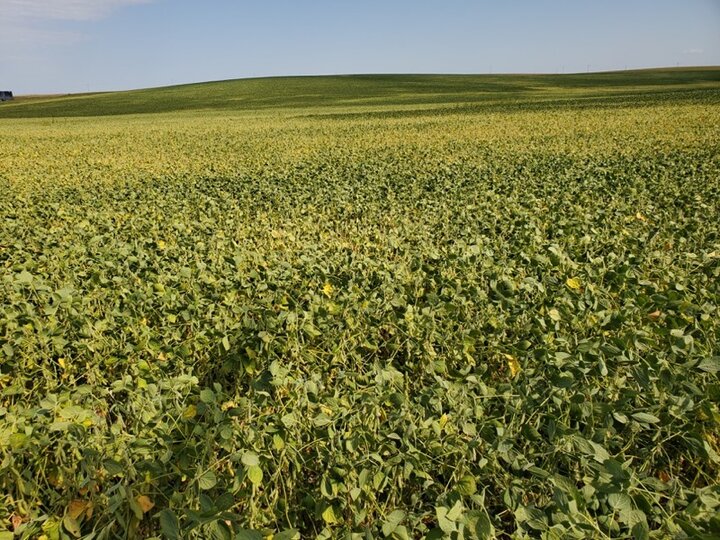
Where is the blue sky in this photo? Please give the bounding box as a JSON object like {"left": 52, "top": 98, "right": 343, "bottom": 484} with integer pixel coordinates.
{"left": 1, "top": 0, "right": 719, "bottom": 94}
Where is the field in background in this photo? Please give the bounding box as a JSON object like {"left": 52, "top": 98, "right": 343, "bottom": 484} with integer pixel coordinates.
{"left": 1, "top": 69, "right": 719, "bottom": 539}
{"left": 2, "top": 67, "right": 720, "bottom": 118}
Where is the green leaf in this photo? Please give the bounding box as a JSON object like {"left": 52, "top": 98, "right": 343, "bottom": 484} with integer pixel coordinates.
{"left": 103, "top": 459, "right": 124, "bottom": 477}
{"left": 209, "top": 520, "right": 232, "bottom": 540}
{"left": 235, "top": 530, "right": 263, "bottom": 540}
{"left": 620, "top": 508, "right": 647, "bottom": 527}
{"left": 241, "top": 451, "right": 259, "bottom": 467}
{"left": 436, "top": 505, "right": 458, "bottom": 534}
{"left": 274, "top": 530, "right": 300, "bottom": 540}
{"left": 158, "top": 509, "right": 180, "bottom": 540}
{"left": 608, "top": 493, "right": 633, "bottom": 512}
{"left": 313, "top": 412, "right": 332, "bottom": 427}
{"left": 198, "top": 470, "right": 218, "bottom": 490}
{"left": 382, "top": 509, "right": 406, "bottom": 536}
{"left": 631, "top": 412, "right": 661, "bottom": 424}
{"left": 128, "top": 494, "right": 144, "bottom": 520}
{"left": 572, "top": 435, "right": 610, "bottom": 462}
{"left": 281, "top": 412, "right": 297, "bottom": 427}
{"left": 697, "top": 357, "right": 720, "bottom": 373}
{"left": 63, "top": 515, "right": 81, "bottom": 538}
{"left": 17, "top": 270, "right": 33, "bottom": 284}
{"left": 464, "top": 508, "right": 495, "bottom": 540}
{"left": 632, "top": 521, "right": 650, "bottom": 540}
{"left": 589, "top": 440, "right": 611, "bottom": 463}
{"left": 446, "top": 501, "right": 463, "bottom": 521}
{"left": 0, "top": 533, "right": 14, "bottom": 540}
{"left": 200, "top": 388, "right": 216, "bottom": 403}
{"left": 303, "top": 323, "right": 322, "bottom": 338}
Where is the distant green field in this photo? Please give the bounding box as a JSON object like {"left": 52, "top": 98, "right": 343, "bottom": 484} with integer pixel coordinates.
{"left": 2, "top": 67, "right": 719, "bottom": 118}
{"left": 1, "top": 69, "right": 720, "bottom": 539}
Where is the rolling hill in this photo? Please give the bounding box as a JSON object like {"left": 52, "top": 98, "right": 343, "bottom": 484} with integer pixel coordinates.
{"left": 0, "top": 67, "right": 718, "bottom": 118}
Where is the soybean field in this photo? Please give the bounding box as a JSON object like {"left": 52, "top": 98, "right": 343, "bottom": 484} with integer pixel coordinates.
{"left": 1, "top": 69, "right": 720, "bottom": 539}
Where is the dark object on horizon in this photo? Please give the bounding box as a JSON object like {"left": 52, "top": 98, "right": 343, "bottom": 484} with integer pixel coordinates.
{"left": 0, "top": 91, "right": 13, "bottom": 101}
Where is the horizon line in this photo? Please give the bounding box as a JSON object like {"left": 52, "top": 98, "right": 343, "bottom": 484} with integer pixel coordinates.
{"left": 7, "top": 64, "right": 720, "bottom": 98}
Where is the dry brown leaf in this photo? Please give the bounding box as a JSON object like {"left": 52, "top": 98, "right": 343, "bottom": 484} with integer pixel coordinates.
{"left": 68, "top": 500, "right": 89, "bottom": 521}
{"left": 10, "top": 513, "right": 23, "bottom": 530}
{"left": 136, "top": 495, "right": 155, "bottom": 514}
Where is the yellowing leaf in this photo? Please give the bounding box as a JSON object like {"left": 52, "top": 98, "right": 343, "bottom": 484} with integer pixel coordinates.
{"left": 320, "top": 405, "right": 333, "bottom": 416}
{"left": 457, "top": 474, "right": 477, "bottom": 496}
{"left": 504, "top": 354, "right": 522, "bottom": 377}
{"left": 273, "top": 433, "right": 285, "bottom": 450}
{"left": 136, "top": 495, "right": 154, "bottom": 514}
{"left": 635, "top": 212, "right": 647, "bottom": 222}
{"left": 157, "top": 240, "right": 167, "bottom": 249}
{"left": 182, "top": 404, "right": 197, "bottom": 420}
{"left": 321, "top": 505, "right": 338, "bottom": 524}
{"left": 439, "top": 413, "right": 449, "bottom": 429}
{"left": 566, "top": 277, "right": 582, "bottom": 290}
{"left": 548, "top": 308, "right": 561, "bottom": 321}
{"left": 221, "top": 400, "right": 237, "bottom": 411}
{"left": 247, "top": 465, "right": 263, "bottom": 485}
{"left": 58, "top": 358, "right": 66, "bottom": 369}
{"left": 322, "top": 282, "right": 334, "bottom": 298}
{"left": 63, "top": 515, "right": 81, "bottom": 538}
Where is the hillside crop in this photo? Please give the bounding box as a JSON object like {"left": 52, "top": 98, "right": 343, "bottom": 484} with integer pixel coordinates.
{"left": 1, "top": 72, "right": 719, "bottom": 539}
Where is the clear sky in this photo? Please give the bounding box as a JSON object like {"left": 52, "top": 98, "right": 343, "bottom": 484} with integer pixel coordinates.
{"left": 1, "top": 0, "right": 719, "bottom": 94}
